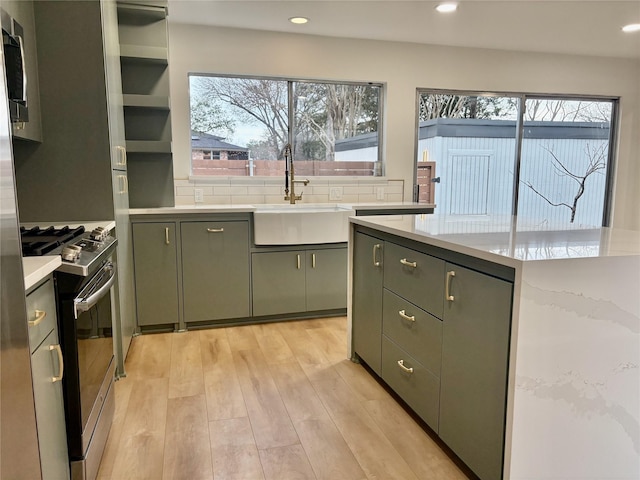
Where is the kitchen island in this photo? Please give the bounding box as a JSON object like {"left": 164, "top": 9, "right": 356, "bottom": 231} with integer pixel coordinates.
{"left": 348, "top": 214, "right": 640, "bottom": 480}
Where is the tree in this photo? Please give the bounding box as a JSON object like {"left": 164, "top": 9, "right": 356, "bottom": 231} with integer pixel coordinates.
{"left": 194, "top": 77, "right": 289, "bottom": 160}
{"left": 524, "top": 143, "right": 607, "bottom": 223}
{"left": 189, "top": 79, "right": 236, "bottom": 137}
{"left": 418, "top": 94, "right": 518, "bottom": 121}
{"left": 524, "top": 99, "right": 612, "bottom": 122}
{"left": 296, "top": 83, "right": 379, "bottom": 161}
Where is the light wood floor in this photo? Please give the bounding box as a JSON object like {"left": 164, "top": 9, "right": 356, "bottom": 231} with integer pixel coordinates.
{"left": 97, "top": 317, "right": 469, "bottom": 480}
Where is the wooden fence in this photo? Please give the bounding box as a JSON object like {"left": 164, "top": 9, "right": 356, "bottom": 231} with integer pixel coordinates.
{"left": 192, "top": 159, "right": 376, "bottom": 177}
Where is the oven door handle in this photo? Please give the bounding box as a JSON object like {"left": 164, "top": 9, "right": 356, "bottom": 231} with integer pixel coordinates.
{"left": 73, "top": 263, "right": 116, "bottom": 319}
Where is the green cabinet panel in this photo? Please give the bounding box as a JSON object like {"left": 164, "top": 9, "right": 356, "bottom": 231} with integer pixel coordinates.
{"left": 31, "top": 328, "right": 69, "bottom": 480}
{"left": 252, "top": 251, "right": 306, "bottom": 316}
{"left": 439, "top": 263, "right": 512, "bottom": 480}
{"left": 383, "top": 242, "right": 445, "bottom": 318}
{"left": 381, "top": 335, "right": 440, "bottom": 433}
{"left": 305, "top": 248, "right": 347, "bottom": 312}
{"left": 26, "top": 277, "right": 69, "bottom": 480}
{"left": 382, "top": 288, "right": 442, "bottom": 376}
{"left": 352, "top": 232, "right": 384, "bottom": 375}
{"left": 132, "top": 222, "right": 179, "bottom": 326}
{"left": 181, "top": 221, "right": 250, "bottom": 322}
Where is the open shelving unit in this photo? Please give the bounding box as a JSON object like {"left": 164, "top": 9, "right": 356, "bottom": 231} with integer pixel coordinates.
{"left": 117, "top": 0, "right": 174, "bottom": 208}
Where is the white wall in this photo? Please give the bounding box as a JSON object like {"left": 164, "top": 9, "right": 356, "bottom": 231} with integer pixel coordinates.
{"left": 168, "top": 24, "right": 640, "bottom": 229}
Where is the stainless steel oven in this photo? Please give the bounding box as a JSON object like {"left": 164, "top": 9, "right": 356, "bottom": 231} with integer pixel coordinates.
{"left": 21, "top": 226, "right": 118, "bottom": 480}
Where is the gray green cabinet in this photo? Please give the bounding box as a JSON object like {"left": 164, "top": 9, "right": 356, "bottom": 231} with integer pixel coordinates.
{"left": 352, "top": 232, "right": 384, "bottom": 375}
{"left": 181, "top": 221, "right": 251, "bottom": 322}
{"left": 252, "top": 251, "right": 306, "bottom": 316}
{"left": 116, "top": 1, "right": 174, "bottom": 208}
{"left": 305, "top": 248, "right": 347, "bottom": 311}
{"left": 439, "top": 263, "right": 512, "bottom": 480}
{"left": 132, "top": 222, "right": 179, "bottom": 326}
{"left": 252, "top": 246, "right": 347, "bottom": 317}
{"left": 26, "top": 277, "right": 70, "bottom": 480}
{"left": 351, "top": 226, "right": 513, "bottom": 480}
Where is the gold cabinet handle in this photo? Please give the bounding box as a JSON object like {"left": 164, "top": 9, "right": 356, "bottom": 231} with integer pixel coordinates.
{"left": 50, "top": 344, "right": 64, "bottom": 383}
{"left": 372, "top": 243, "right": 381, "bottom": 267}
{"left": 165, "top": 227, "right": 170, "bottom": 245}
{"left": 207, "top": 228, "right": 224, "bottom": 233}
{"left": 312, "top": 253, "right": 316, "bottom": 268}
{"left": 398, "top": 310, "right": 416, "bottom": 322}
{"left": 116, "top": 145, "right": 127, "bottom": 167}
{"left": 397, "top": 359, "right": 414, "bottom": 374}
{"left": 296, "top": 254, "right": 301, "bottom": 269}
{"left": 28, "top": 309, "right": 46, "bottom": 327}
{"left": 446, "top": 270, "right": 456, "bottom": 301}
{"left": 400, "top": 258, "right": 417, "bottom": 268}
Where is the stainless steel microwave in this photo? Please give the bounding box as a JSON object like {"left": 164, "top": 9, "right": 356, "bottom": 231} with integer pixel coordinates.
{"left": 1, "top": 8, "right": 28, "bottom": 124}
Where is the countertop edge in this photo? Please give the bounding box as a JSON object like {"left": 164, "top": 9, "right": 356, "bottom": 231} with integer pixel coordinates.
{"left": 129, "top": 203, "right": 434, "bottom": 216}
{"left": 23, "top": 256, "right": 62, "bottom": 291}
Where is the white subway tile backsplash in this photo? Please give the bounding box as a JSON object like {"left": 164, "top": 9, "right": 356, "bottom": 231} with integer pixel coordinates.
{"left": 176, "top": 186, "right": 195, "bottom": 196}
{"left": 177, "top": 178, "right": 406, "bottom": 205}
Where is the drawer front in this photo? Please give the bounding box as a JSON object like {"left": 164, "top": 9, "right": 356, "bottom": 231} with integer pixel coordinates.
{"left": 383, "top": 242, "right": 445, "bottom": 318}
{"left": 382, "top": 335, "right": 440, "bottom": 433}
{"left": 26, "top": 277, "right": 57, "bottom": 353}
{"left": 382, "top": 289, "right": 442, "bottom": 376}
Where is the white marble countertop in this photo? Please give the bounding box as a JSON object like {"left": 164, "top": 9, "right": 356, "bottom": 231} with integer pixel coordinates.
{"left": 351, "top": 214, "right": 640, "bottom": 267}
{"left": 23, "top": 256, "right": 62, "bottom": 291}
{"left": 129, "top": 202, "right": 434, "bottom": 216}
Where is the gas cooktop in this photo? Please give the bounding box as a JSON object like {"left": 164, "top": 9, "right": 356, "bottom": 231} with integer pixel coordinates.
{"left": 21, "top": 225, "right": 117, "bottom": 276}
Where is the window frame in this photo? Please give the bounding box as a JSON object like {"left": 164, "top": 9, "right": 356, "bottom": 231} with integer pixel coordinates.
{"left": 414, "top": 88, "right": 619, "bottom": 226}
{"left": 188, "top": 72, "right": 385, "bottom": 178}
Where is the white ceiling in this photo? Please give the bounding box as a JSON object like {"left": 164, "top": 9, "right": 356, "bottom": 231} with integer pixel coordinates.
{"left": 167, "top": 0, "right": 640, "bottom": 60}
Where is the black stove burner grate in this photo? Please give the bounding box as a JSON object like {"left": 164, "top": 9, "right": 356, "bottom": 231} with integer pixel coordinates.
{"left": 21, "top": 226, "right": 86, "bottom": 256}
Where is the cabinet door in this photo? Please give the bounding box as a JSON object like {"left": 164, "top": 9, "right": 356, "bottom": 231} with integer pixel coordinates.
{"left": 352, "top": 232, "right": 384, "bottom": 375}
{"left": 305, "top": 247, "right": 347, "bottom": 312}
{"left": 439, "top": 263, "right": 513, "bottom": 480}
{"left": 182, "top": 221, "right": 250, "bottom": 322}
{"left": 252, "top": 251, "right": 306, "bottom": 316}
{"left": 31, "top": 329, "right": 70, "bottom": 480}
{"left": 132, "top": 222, "right": 179, "bottom": 326}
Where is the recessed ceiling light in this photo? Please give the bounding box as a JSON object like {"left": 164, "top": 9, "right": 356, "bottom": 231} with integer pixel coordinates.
{"left": 435, "top": 3, "right": 458, "bottom": 13}
{"left": 289, "top": 16, "right": 309, "bottom": 25}
{"left": 622, "top": 23, "right": 640, "bottom": 33}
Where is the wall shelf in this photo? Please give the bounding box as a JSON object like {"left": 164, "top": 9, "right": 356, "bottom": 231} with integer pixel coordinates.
{"left": 123, "top": 94, "right": 170, "bottom": 109}
{"left": 126, "top": 140, "right": 172, "bottom": 153}
{"left": 120, "top": 44, "right": 167, "bottom": 63}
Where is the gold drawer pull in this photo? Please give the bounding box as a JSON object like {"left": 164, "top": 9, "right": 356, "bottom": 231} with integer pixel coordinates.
{"left": 165, "top": 227, "right": 170, "bottom": 245}
{"left": 397, "top": 359, "right": 414, "bottom": 374}
{"left": 28, "top": 309, "right": 46, "bottom": 327}
{"left": 207, "top": 228, "right": 224, "bottom": 233}
{"left": 398, "top": 310, "right": 416, "bottom": 322}
{"left": 400, "top": 258, "right": 417, "bottom": 268}
{"left": 50, "top": 344, "right": 64, "bottom": 383}
{"left": 297, "top": 254, "right": 301, "bottom": 269}
{"left": 446, "top": 270, "right": 456, "bottom": 301}
{"left": 372, "top": 243, "right": 381, "bottom": 267}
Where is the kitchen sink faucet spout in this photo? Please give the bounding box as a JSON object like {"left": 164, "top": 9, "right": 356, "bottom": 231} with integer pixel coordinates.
{"left": 283, "top": 143, "right": 310, "bottom": 204}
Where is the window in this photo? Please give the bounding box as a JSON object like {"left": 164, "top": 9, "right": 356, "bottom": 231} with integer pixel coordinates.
{"left": 415, "top": 91, "right": 617, "bottom": 227}
{"left": 189, "top": 75, "right": 382, "bottom": 177}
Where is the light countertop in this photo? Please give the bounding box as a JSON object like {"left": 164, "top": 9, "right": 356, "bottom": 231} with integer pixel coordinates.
{"left": 129, "top": 202, "right": 433, "bottom": 216}
{"left": 350, "top": 214, "right": 640, "bottom": 267}
{"left": 23, "top": 256, "right": 62, "bottom": 291}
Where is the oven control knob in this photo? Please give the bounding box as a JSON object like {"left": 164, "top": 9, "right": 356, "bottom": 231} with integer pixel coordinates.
{"left": 61, "top": 244, "right": 82, "bottom": 262}
{"left": 90, "top": 227, "right": 108, "bottom": 241}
